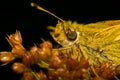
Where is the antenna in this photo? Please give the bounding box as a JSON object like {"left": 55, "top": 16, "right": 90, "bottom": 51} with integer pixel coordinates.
{"left": 31, "top": 2, "right": 64, "bottom": 22}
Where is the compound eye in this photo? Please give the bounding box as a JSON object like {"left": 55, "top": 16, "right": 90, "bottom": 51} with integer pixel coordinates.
{"left": 66, "top": 31, "right": 77, "bottom": 40}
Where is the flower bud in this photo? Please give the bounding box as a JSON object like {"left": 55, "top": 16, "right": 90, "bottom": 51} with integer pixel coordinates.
{"left": 40, "top": 41, "right": 52, "bottom": 49}
{"left": 0, "top": 52, "right": 15, "bottom": 65}
{"left": 12, "top": 62, "right": 26, "bottom": 74}
{"left": 22, "top": 52, "right": 35, "bottom": 67}
{"left": 7, "top": 30, "right": 22, "bottom": 46}
{"left": 30, "top": 46, "right": 41, "bottom": 63}
{"left": 36, "top": 71, "right": 47, "bottom": 80}
{"left": 39, "top": 41, "right": 53, "bottom": 58}
{"left": 21, "top": 72, "right": 35, "bottom": 80}
{"left": 12, "top": 45, "right": 26, "bottom": 58}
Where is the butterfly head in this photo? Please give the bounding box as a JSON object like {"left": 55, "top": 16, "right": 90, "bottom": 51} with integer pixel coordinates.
{"left": 31, "top": 2, "right": 80, "bottom": 47}
{"left": 48, "top": 20, "right": 80, "bottom": 47}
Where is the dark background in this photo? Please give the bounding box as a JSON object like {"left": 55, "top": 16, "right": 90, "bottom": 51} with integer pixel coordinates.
{"left": 0, "top": 0, "right": 120, "bottom": 80}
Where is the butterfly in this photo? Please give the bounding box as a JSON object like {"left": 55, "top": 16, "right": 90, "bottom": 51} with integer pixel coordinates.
{"left": 31, "top": 2, "right": 120, "bottom": 68}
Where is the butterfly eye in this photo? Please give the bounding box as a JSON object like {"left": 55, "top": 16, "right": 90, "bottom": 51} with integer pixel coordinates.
{"left": 66, "top": 31, "right": 77, "bottom": 40}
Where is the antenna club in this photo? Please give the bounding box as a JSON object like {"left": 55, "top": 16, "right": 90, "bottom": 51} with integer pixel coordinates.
{"left": 31, "top": 2, "right": 37, "bottom": 7}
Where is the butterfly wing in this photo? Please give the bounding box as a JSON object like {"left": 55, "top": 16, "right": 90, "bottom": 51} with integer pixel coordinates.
{"left": 86, "top": 20, "right": 120, "bottom": 65}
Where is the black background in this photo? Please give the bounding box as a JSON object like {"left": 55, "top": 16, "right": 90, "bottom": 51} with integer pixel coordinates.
{"left": 0, "top": 0, "right": 120, "bottom": 80}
